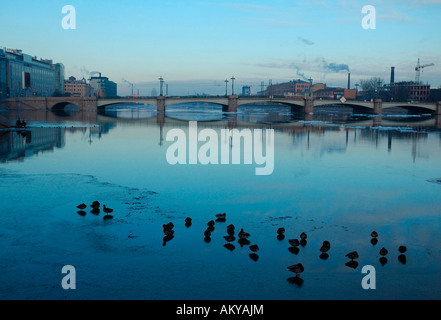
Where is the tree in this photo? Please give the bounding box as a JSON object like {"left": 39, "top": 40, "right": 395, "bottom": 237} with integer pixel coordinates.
{"left": 359, "top": 77, "right": 384, "bottom": 97}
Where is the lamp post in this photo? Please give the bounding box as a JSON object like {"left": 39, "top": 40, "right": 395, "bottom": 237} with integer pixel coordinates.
{"left": 308, "top": 77, "right": 313, "bottom": 97}
{"left": 231, "top": 76, "right": 235, "bottom": 95}
{"left": 224, "top": 79, "right": 229, "bottom": 97}
{"left": 159, "top": 76, "right": 164, "bottom": 96}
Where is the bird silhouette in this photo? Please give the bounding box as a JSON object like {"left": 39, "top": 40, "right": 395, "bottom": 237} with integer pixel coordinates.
{"left": 371, "top": 231, "right": 378, "bottom": 238}
{"left": 345, "top": 251, "right": 359, "bottom": 260}
{"left": 300, "top": 232, "right": 307, "bottom": 240}
{"left": 287, "top": 263, "right": 304, "bottom": 277}
{"left": 320, "top": 241, "right": 331, "bottom": 253}
{"left": 91, "top": 201, "right": 100, "bottom": 209}
{"left": 77, "top": 203, "right": 87, "bottom": 210}
{"left": 277, "top": 227, "right": 285, "bottom": 235}
{"left": 103, "top": 205, "right": 113, "bottom": 214}
{"left": 226, "top": 224, "right": 235, "bottom": 236}
{"left": 249, "top": 244, "right": 259, "bottom": 252}
{"left": 398, "top": 246, "right": 407, "bottom": 254}
{"left": 379, "top": 247, "right": 388, "bottom": 256}
{"left": 238, "top": 228, "right": 250, "bottom": 239}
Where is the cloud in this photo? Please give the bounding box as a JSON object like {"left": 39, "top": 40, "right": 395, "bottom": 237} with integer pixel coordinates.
{"left": 322, "top": 59, "right": 350, "bottom": 73}
{"left": 298, "top": 37, "right": 314, "bottom": 46}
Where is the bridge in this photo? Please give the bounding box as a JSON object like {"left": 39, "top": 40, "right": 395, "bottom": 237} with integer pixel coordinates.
{"left": 3, "top": 96, "right": 441, "bottom": 115}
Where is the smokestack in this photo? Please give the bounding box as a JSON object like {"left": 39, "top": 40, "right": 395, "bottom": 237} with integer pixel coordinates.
{"left": 390, "top": 67, "right": 395, "bottom": 84}
{"left": 347, "top": 73, "right": 351, "bottom": 89}
{"left": 99, "top": 72, "right": 102, "bottom": 78}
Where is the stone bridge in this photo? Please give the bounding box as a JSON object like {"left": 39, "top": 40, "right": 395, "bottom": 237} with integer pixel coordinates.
{"left": 3, "top": 96, "right": 441, "bottom": 115}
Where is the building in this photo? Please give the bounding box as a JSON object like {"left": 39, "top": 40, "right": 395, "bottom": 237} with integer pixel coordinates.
{"left": 266, "top": 79, "right": 311, "bottom": 97}
{"left": 314, "top": 87, "right": 357, "bottom": 100}
{"left": 387, "top": 82, "right": 431, "bottom": 102}
{"left": 89, "top": 73, "right": 117, "bottom": 98}
{"left": 64, "top": 76, "right": 93, "bottom": 97}
{"left": 242, "top": 86, "right": 252, "bottom": 97}
{"left": 0, "top": 47, "right": 64, "bottom": 98}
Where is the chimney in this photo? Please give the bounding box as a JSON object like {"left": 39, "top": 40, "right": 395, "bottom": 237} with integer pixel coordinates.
{"left": 347, "top": 73, "right": 351, "bottom": 89}
{"left": 390, "top": 67, "right": 395, "bottom": 84}
{"left": 99, "top": 72, "right": 102, "bottom": 78}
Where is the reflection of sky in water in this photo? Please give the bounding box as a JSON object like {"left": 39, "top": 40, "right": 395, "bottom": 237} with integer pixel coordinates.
{"left": 0, "top": 105, "right": 441, "bottom": 299}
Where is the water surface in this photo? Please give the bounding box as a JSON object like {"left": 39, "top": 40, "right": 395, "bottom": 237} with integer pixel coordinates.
{"left": 1, "top": 103, "right": 440, "bottom": 299}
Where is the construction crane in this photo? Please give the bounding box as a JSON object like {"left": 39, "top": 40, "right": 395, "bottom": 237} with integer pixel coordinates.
{"left": 415, "top": 59, "right": 434, "bottom": 84}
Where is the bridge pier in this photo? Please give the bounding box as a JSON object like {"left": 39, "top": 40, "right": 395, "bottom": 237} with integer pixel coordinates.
{"left": 227, "top": 95, "right": 238, "bottom": 113}
{"left": 157, "top": 96, "right": 166, "bottom": 113}
{"left": 304, "top": 97, "right": 314, "bottom": 114}
{"left": 436, "top": 101, "right": 441, "bottom": 115}
{"left": 373, "top": 99, "right": 383, "bottom": 115}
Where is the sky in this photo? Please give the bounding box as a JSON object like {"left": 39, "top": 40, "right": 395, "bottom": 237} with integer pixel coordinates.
{"left": 1, "top": 0, "right": 441, "bottom": 96}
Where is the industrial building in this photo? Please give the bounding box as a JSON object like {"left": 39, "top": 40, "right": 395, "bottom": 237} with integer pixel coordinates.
{"left": 0, "top": 47, "right": 64, "bottom": 98}
{"left": 89, "top": 73, "right": 117, "bottom": 98}
{"left": 64, "top": 76, "right": 94, "bottom": 97}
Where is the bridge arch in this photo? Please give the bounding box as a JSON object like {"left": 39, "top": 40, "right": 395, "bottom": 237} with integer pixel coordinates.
{"left": 382, "top": 104, "right": 435, "bottom": 114}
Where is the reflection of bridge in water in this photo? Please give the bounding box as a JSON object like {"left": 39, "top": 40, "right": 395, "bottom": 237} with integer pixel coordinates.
{"left": 1, "top": 105, "right": 439, "bottom": 163}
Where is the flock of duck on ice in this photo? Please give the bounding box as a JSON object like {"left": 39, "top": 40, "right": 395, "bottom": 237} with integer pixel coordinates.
{"left": 76, "top": 203, "right": 408, "bottom": 284}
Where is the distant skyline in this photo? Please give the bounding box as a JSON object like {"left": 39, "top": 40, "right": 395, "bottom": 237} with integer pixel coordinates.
{"left": 1, "top": 0, "right": 440, "bottom": 96}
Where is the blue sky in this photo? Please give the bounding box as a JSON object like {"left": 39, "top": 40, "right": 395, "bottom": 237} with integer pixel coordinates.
{"left": 1, "top": 0, "right": 440, "bottom": 96}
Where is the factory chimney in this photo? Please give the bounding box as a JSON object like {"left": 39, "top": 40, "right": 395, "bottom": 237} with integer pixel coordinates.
{"left": 390, "top": 67, "right": 395, "bottom": 84}
{"left": 347, "top": 73, "right": 351, "bottom": 89}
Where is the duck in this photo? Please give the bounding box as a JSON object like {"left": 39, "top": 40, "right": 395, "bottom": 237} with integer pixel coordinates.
{"left": 320, "top": 241, "right": 331, "bottom": 253}
{"left": 345, "top": 251, "right": 359, "bottom": 260}
{"left": 300, "top": 232, "right": 307, "bottom": 240}
{"left": 287, "top": 263, "right": 304, "bottom": 276}
{"left": 215, "top": 213, "right": 226, "bottom": 221}
{"left": 163, "top": 222, "right": 174, "bottom": 230}
{"left": 277, "top": 227, "right": 285, "bottom": 235}
{"left": 103, "top": 205, "right": 113, "bottom": 214}
{"left": 91, "top": 201, "right": 100, "bottom": 209}
{"left": 249, "top": 244, "right": 259, "bottom": 252}
{"left": 207, "top": 220, "right": 215, "bottom": 227}
{"left": 77, "top": 203, "right": 87, "bottom": 210}
{"left": 238, "top": 228, "right": 250, "bottom": 239}
{"left": 185, "top": 217, "right": 192, "bottom": 227}
{"left": 379, "top": 247, "right": 388, "bottom": 256}
{"left": 226, "top": 224, "right": 235, "bottom": 236}
{"left": 398, "top": 246, "right": 407, "bottom": 254}
{"left": 371, "top": 231, "right": 378, "bottom": 238}
{"left": 289, "top": 239, "right": 300, "bottom": 247}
